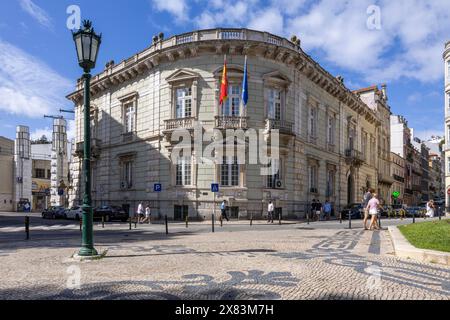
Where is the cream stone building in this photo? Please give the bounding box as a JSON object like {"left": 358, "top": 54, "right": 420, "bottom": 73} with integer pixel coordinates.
{"left": 0, "top": 137, "right": 14, "bottom": 211}
{"left": 67, "top": 28, "right": 387, "bottom": 219}
{"left": 444, "top": 41, "right": 450, "bottom": 213}
{"left": 390, "top": 152, "right": 405, "bottom": 206}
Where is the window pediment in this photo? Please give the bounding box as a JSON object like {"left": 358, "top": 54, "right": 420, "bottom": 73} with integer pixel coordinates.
{"left": 213, "top": 64, "right": 244, "bottom": 79}
{"left": 166, "top": 69, "right": 199, "bottom": 84}
{"left": 263, "top": 71, "right": 291, "bottom": 87}
{"left": 118, "top": 91, "right": 139, "bottom": 103}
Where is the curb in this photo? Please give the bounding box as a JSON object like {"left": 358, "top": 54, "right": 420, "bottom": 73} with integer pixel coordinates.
{"left": 388, "top": 226, "right": 450, "bottom": 266}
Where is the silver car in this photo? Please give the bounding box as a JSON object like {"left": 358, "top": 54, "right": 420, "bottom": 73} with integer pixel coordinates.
{"left": 66, "top": 206, "right": 83, "bottom": 220}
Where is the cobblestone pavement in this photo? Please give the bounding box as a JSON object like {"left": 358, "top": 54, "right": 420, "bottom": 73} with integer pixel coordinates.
{"left": 0, "top": 213, "right": 449, "bottom": 300}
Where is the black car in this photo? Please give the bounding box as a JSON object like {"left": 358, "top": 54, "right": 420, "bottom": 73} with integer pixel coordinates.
{"left": 94, "top": 206, "right": 129, "bottom": 222}
{"left": 42, "top": 206, "right": 66, "bottom": 219}
{"left": 341, "top": 204, "right": 364, "bottom": 220}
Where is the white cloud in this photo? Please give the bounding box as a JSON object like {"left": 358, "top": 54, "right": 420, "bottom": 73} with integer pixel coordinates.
{"left": 19, "top": 0, "right": 52, "bottom": 29}
{"left": 248, "top": 8, "right": 284, "bottom": 35}
{"left": 151, "top": 0, "right": 189, "bottom": 22}
{"left": 414, "top": 129, "right": 444, "bottom": 142}
{"left": 0, "top": 39, "right": 72, "bottom": 118}
{"left": 30, "top": 126, "right": 52, "bottom": 141}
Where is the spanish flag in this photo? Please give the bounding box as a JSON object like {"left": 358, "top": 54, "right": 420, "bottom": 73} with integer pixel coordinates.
{"left": 219, "top": 55, "right": 228, "bottom": 106}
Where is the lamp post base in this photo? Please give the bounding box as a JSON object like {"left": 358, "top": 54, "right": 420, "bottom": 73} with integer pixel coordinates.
{"left": 78, "top": 247, "right": 99, "bottom": 257}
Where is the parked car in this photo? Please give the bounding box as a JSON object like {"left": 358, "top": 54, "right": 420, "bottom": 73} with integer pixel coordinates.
{"left": 42, "top": 206, "right": 66, "bottom": 219}
{"left": 93, "top": 206, "right": 129, "bottom": 222}
{"left": 405, "top": 206, "right": 423, "bottom": 218}
{"left": 341, "top": 204, "right": 364, "bottom": 220}
{"left": 66, "top": 206, "right": 83, "bottom": 220}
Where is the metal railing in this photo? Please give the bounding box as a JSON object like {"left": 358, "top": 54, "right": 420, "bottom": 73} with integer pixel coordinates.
{"left": 265, "top": 119, "right": 294, "bottom": 135}
{"left": 215, "top": 116, "right": 248, "bottom": 129}
{"left": 164, "top": 117, "right": 196, "bottom": 131}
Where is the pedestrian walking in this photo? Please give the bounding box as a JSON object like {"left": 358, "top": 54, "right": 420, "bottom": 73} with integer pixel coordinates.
{"left": 323, "top": 200, "right": 332, "bottom": 221}
{"left": 141, "top": 204, "right": 151, "bottom": 224}
{"left": 136, "top": 202, "right": 144, "bottom": 224}
{"left": 221, "top": 200, "right": 229, "bottom": 222}
{"left": 426, "top": 200, "right": 435, "bottom": 218}
{"left": 366, "top": 193, "right": 381, "bottom": 231}
{"left": 268, "top": 201, "right": 275, "bottom": 223}
{"left": 314, "top": 199, "right": 322, "bottom": 221}
{"left": 362, "top": 188, "right": 373, "bottom": 230}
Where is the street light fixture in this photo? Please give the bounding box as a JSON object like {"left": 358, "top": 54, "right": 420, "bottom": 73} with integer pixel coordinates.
{"left": 72, "top": 20, "right": 102, "bottom": 257}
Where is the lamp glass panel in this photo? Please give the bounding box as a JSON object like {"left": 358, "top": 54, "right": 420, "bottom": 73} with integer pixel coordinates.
{"left": 90, "top": 37, "right": 99, "bottom": 65}
{"left": 75, "top": 35, "right": 83, "bottom": 62}
{"left": 82, "top": 33, "right": 92, "bottom": 61}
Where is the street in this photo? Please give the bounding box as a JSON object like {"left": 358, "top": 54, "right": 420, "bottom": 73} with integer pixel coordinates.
{"left": 0, "top": 212, "right": 448, "bottom": 300}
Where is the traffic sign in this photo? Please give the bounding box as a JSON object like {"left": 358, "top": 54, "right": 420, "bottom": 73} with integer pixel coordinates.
{"left": 154, "top": 183, "right": 162, "bottom": 192}
{"left": 211, "top": 183, "right": 219, "bottom": 193}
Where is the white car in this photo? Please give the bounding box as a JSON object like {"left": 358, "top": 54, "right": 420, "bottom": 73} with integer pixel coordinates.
{"left": 66, "top": 206, "right": 83, "bottom": 220}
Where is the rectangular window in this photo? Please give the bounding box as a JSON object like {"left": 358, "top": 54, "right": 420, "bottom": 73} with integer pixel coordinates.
{"left": 176, "top": 87, "right": 192, "bottom": 118}
{"left": 361, "top": 132, "right": 368, "bottom": 161}
{"left": 223, "top": 85, "right": 241, "bottom": 116}
{"left": 268, "top": 89, "right": 282, "bottom": 120}
{"left": 326, "top": 170, "right": 335, "bottom": 197}
{"left": 121, "top": 161, "right": 133, "bottom": 189}
{"left": 35, "top": 169, "right": 46, "bottom": 179}
{"left": 221, "top": 156, "right": 240, "bottom": 187}
{"left": 308, "top": 165, "right": 318, "bottom": 191}
{"left": 309, "top": 107, "right": 317, "bottom": 138}
{"left": 176, "top": 157, "right": 191, "bottom": 186}
{"left": 124, "top": 102, "right": 136, "bottom": 133}
{"left": 327, "top": 116, "right": 335, "bottom": 145}
{"left": 266, "top": 159, "right": 282, "bottom": 189}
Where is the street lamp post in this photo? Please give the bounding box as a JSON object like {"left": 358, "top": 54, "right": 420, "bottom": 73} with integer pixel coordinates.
{"left": 72, "top": 20, "right": 102, "bottom": 257}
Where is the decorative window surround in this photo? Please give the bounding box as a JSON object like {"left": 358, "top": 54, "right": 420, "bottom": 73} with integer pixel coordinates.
{"left": 167, "top": 69, "right": 200, "bottom": 120}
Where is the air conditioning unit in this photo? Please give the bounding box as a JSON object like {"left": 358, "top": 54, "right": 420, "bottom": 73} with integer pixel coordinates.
{"left": 275, "top": 180, "right": 283, "bottom": 189}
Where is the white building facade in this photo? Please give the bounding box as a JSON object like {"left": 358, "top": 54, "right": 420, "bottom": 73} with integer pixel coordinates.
{"left": 67, "top": 28, "right": 386, "bottom": 220}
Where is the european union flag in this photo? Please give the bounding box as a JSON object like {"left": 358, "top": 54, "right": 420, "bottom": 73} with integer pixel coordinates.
{"left": 242, "top": 56, "right": 248, "bottom": 107}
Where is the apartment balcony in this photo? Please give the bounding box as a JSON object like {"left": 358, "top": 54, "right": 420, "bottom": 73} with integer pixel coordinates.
{"left": 164, "top": 117, "right": 196, "bottom": 131}
{"left": 393, "top": 174, "right": 405, "bottom": 183}
{"left": 215, "top": 116, "right": 248, "bottom": 130}
{"left": 75, "top": 139, "right": 101, "bottom": 158}
{"left": 345, "top": 149, "right": 364, "bottom": 167}
{"left": 265, "top": 119, "right": 294, "bottom": 136}
{"left": 378, "top": 173, "right": 395, "bottom": 185}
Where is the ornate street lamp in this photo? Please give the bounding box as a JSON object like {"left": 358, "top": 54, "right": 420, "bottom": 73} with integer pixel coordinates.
{"left": 72, "top": 20, "right": 101, "bottom": 257}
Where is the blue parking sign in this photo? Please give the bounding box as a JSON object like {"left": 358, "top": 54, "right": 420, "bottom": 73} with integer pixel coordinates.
{"left": 154, "top": 183, "right": 162, "bottom": 192}
{"left": 211, "top": 183, "right": 219, "bottom": 193}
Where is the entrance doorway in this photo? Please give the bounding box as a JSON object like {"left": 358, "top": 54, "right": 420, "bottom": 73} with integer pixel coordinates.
{"left": 174, "top": 205, "right": 188, "bottom": 221}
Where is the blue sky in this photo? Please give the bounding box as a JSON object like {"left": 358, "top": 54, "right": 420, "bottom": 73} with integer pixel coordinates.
{"left": 0, "top": 0, "right": 448, "bottom": 141}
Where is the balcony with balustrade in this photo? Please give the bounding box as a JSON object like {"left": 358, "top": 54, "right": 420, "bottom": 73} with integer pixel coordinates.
{"left": 75, "top": 139, "right": 102, "bottom": 158}
{"left": 215, "top": 116, "right": 248, "bottom": 130}
{"left": 265, "top": 119, "right": 294, "bottom": 136}
{"left": 345, "top": 149, "right": 364, "bottom": 167}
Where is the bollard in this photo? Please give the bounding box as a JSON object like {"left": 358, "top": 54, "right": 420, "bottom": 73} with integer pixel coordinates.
{"left": 413, "top": 211, "right": 416, "bottom": 224}
{"left": 185, "top": 215, "right": 188, "bottom": 228}
{"left": 165, "top": 215, "right": 168, "bottom": 235}
{"left": 129, "top": 217, "right": 132, "bottom": 230}
{"left": 250, "top": 214, "right": 253, "bottom": 226}
{"left": 378, "top": 213, "right": 382, "bottom": 229}
{"left": 307, "top": 212, "right": 310, "bottom": 225}
{"left": 135, "top": 217, "right": 137, "bottom": 229}
{"left": 25, "top": 216, "right": 30, "bottom": 240}
{"left": 220, "top": 216, "right": 223, "bottom": 227}
{"left": 279, "top": 212, "right": 282, "bottom": 225}
{"left": 340, "top": 212, "right": 342, "bottom": 224}
{"left": 439, "top": 208, "right": 442, "bottom": 221}
{"left": 102, "top": 215, "right": 105, "bottom": 228}
{"left": 348, "top": 212, "right": 352, "bottom": 230}
{"left": 212, "top": 214, "right": 215, "bottom": 233}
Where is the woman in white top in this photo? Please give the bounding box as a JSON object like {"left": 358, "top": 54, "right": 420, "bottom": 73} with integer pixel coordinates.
{"left": 365, "top": 193, "right": 380, "bottom": 231}
{"left": 426, "top": 200, "right": 435, "bottom": 218}
{"left": 141, "top": 204, "right": 151, "bottom": 224}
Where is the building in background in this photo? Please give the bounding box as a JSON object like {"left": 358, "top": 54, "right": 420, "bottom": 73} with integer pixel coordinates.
{"left": 445, "top": 41, "right": 450, "bottom": 214}
{"left": 390, "top": 152, "right": 405, "bottom": 206}
{"left": 0, "top": 137, "right": 14, "bottom": 211}
{"left": 424, "top": 136, "right": 445, "bottom": 200}
{"left": 50, "top": 119, "right": 69, "bottom": 207}
{"left": 30, "top": 141, "right": 52, "bottom": 211}
{"left": 354, "top": 84, "right": 393, "bottom": 205}
{"left": 14, "top": 126, "right": 32, "bottom": 211}
{"left": 391, "top": 115, "right": 414, "bottom": 206}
